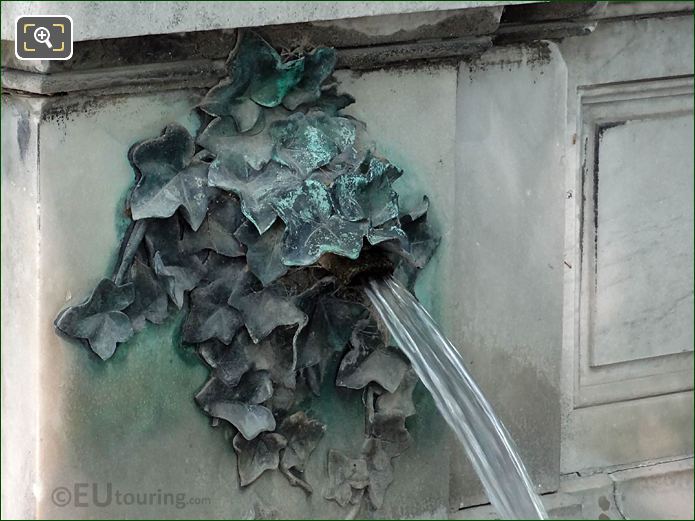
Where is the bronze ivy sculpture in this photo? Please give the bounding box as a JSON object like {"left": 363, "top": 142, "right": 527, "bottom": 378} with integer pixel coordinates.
{"left": 55, "top": 31, "right": 439, "bottom": 512}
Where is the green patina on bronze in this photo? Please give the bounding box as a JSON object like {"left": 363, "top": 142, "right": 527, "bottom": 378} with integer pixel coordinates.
{"left": 54, "top": 31, "right": 439, "bottom": 512}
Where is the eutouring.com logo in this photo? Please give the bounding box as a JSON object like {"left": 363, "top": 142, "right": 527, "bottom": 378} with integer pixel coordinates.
{"left": 51, "top": 483, "right": 211, "bottom": 509}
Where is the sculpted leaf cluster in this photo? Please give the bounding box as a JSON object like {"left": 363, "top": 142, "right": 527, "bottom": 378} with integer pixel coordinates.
{"left": 54, "top": 31, "right": 439, "bottom": 510}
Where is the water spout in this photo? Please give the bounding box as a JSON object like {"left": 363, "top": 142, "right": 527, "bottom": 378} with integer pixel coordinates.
{"left": 365, "top": 276, "right": 547, "bottom": 520}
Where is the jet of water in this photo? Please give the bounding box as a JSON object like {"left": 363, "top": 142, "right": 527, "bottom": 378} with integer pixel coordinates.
{"left": 365, "top": 276, "right": 547, "bottom": 520}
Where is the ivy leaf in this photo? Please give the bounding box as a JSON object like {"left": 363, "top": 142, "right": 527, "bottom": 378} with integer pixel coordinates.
{"left": 195, "top": 370, "right": 276, "bottom": 440}
{"left": 336, "top": 347, "right": 408, "bottom": 394}
{"left": 364, "top": 154, "right": 403, "bottom": 184}
{"left": 283, "top": 47, "right": 337, "bottom": 110}
{"left": 129, "top": 123, "right": 193, "bottom": 180}
{"left": 124, "top": 256, "right": 169, "bottom": 332}
{"left": 182, "top": 257, "right": 257, "bottom": 344}
{"left": 234, "top": 220, "right": 288, "bottom": 286}
{"left": 398, "top": 196, "right": 440, "bottom": 268}
{"left": 144, "top": 214, "right": 182, "bottom": 252}
{"left": 197, "top": 108, "right": 290, "bottom": 171}
{"left": 198, "top": 339, "right": 252, "bottom": 387}
{"left": 130, "top": 124, "right": 217, "bottom": 231}
{"left": 307, "top": 119, "right": 368, "bottom": 189}
{"left": 246, "top": 50, "right": 304, "bottom": 107}
{"left": 223, "top": 97, "right": 262, "bottom": 133}
{"left": 295, "top": 296, "right": 367, "bottom": 370}
{"left": 234, "top": 328, "right": 297, "bottom": 389}
{"left": 272, "top": 112, "right": 356, "bottom": 175}
{"left": 376, "top": 367, "right": 418, "bottom": 418}
{"left": 391, "top": 261, "right": 418, "bottom": 293}
{"left": 301, "top": 364, "right": 324, "bottom": 398}
{"left": 230, "top": 369, "right": 275, "bottom": 404}
{"left": 267, "top": 385, "right": 296, "bottom": 415}
{"left": 309, "top": 155, "right": 369, "bottom": 193}
{"left": 332, "top": 156, "right": 400, "bottom": 227}
{"left": 279, "top": 412, "right": 326, "bottom": 473}
{"left": 324, "top": 450, "right": 369, "bottom": 507}
{"left": 336, "top": 320, "right": 408, "bottom": 393}
{"left": 285, "top": 276, "right": 344, "bottom": 394}
{"left": 212, "top": 401, "right": 275, "bottom": 441}
{"left": 55, "top": 278, "right": 135, "bottom": 360}
{"left": 233, "top": 432, "right": 288, "bottom": 486}
{"left": 349, "top": 318, "right": 386, "bottom": 352}
{"left": 145, "top": 217, "right": 208, "bottom": 308}
{"left": 274, "top": 179, "right": 368, "bottom": 266}
{"left": 382, "top": 196, "right": 439, "bottom": 290}
{"left": 153, "top": 251, "right": 206, "bottom": 309}
{"left": 402, "top": 214, "right": 440, "bottom": 269}
{"left": 199, "top": 38, "right": 255, "bottom": 114}
{"left": 180, "top": 194, "right": 245, "bottom": 257}
{"left": 194, "top": 149, "right": 215, "bottom": 162}
{"left": 201, "top": 31, "right": 304, "bottom": 112}
{"left": 198, "top": 50, "right": 252, "bottom": 119}
{"left": 200, "top": 324, "right": 297, "bottom": 391}
{"left": 369, "top": 412, "right": 412, "bottom": 458}
{"left": 238, "top": 31, "right": 305, "bottom": 108}
{"left": 366, "top": 219, "right": 408, "bottom": 247}
{"left": 362, "top": 438, "right": 395, "bottom": 510}
{"left": 209, "top": 154, "right": 303, "bottom": 234}
{"left": 278, "top": 411, "right": 326, "bottom": 493}
{"left": 230, "top": 284, "right": 307, "bottom": 344}
{"left": 400, "top": 195, "right": 430, "bottom": 223}
{"left": 302, "top": 85, "right": 355, "bottom": 116}
{"left": 200, "top": 82, "right": 262, "bottom": 131}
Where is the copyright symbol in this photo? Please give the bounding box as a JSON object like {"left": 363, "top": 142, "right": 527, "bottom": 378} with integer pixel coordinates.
{"left": 52, "top": 486, "right": 71, "bottom": 507}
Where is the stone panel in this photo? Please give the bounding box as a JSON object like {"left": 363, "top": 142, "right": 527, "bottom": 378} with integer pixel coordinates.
{"left": 559, "top": 13, "right": 695, "bottom": 474}
{"left": 448, "top": 42, "right": 568, "bottom": 509}
{"left": 593, "top": 114, "right": 693, "bottom": 366}
{"left": 1, "top": 95, "right": 43, "bottom": 520}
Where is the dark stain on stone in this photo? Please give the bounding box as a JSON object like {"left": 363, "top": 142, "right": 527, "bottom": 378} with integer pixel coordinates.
{"left": 578, "top": 135, "right": 588, "bottom": 263}
{"left": 598, "top": 495, "right": 610, "bottom": 511}
{"left": 343, "top": 56, "right": 464, "bottom": 76}
{"left": 39, "top": 90, "right": 205, "bottom": 123}
{"left": 3, "top": 30, "right": 238, "bottom": 74}
{"left": 464, "top": 41, "right": 553, "bottom": 74}
{"left": 501, "top": 2, "right": 600, "bottom": 24}
{"left": 17, "top": 112, "right": 31, "bottom": 161}
{"left": 592, "top": 121, "right": 626, "bottom": 285}
{"left": 598, "top": 513, "right": 610, "bottom": 520}
{"left": 40, "top": 96, "right": 116, "bottom": 122}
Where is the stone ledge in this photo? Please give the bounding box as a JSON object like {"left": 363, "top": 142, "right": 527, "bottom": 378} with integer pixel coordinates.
{"left": 0, "top": 1, "right": 527, "bottom": 42}
{"left": 14, "top": 1, "right": 690, "bottom": 93}
{"left": 451, "top": 456, "right": 695, "bottom": 520}
{"left": 2, "top": 59, "right": 226, "bottom": 96}
{"left": 0, "top": 2, "right": 589, "bottom": 95}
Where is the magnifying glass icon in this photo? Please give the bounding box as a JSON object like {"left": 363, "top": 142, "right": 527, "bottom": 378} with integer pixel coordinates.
{"left": 33, "top": 26, "right": 53, "bottom": 49}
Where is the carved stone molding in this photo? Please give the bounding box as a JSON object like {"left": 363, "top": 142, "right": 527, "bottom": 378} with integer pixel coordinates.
{"left": 575, "top": 76, "right": 694, "bottom": 408}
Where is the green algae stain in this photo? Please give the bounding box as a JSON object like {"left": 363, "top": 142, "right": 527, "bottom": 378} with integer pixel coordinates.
{"left": 61, "top": 311, "right": 210, "bottom": 470}
{"left": 296, "top": 354, "right": 366, "bottom": 455}
{"left": 113, "top": 188, "right": 132, "bottom": 240}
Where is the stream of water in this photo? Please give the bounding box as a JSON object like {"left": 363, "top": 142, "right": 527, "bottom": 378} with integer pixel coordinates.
{"left": 365, "top": 276, "right": 547, "bottom": 520}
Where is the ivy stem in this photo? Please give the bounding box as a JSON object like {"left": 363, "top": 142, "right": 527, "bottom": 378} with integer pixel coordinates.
{"left": 113, "top": 219, "right": 148, "bottom": 285}
{"left": 280, "top": 466, "right": 313, "bottom": 494}
{"left": 364, "top": 386, "right": 376, "bottom": 435}
{"left": 344, "top": 497, "right": 362, "bottom": 520}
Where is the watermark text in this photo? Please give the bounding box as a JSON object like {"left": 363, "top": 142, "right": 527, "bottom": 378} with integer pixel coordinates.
{"left": 51, "top": 483, "right": 211, "bottom": 510}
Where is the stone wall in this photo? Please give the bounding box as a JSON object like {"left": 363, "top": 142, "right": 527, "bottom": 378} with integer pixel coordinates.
{"left": 2, "top": 2, "right": 693, "bottom": 519}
